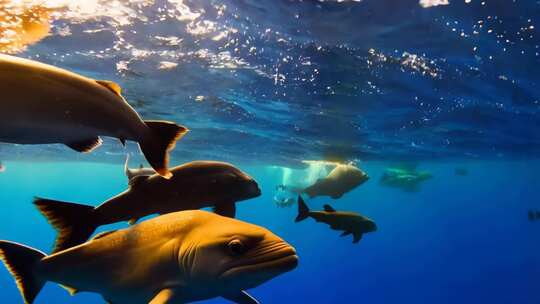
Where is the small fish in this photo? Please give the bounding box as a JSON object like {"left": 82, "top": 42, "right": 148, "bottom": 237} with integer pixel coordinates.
{"left": 34, "top": 161, "right": 261, "bottom": 253}
{"left": 0, "top": 162, "right": 5, "bottom": 173}
{"left": 295, "top": 196, "right": 377, "bottom": 244}
{"left": 124, "top": 154, "right": 156, "bottom": 181}
{"left": 303, "top": 164, "right": 369, "bottom": 199}
{"left": 0, "top": 210, "right": 298, "bottom": 304}
{"left": 455, "top": 167, "right": 468, "bottom": 176}
{"left": 529, "top": 210, "right": 540, "bottom": 222}
{"left": 0, "top": 54, "right": 188, "bottom": 178}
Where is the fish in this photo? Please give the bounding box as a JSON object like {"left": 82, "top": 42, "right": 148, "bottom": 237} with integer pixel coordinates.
{"left": 295, "top": 196, "right": 377, "bottom": 244}
{"left": 303, "top": 164, "right": 369, "bottom": 199}
{"left": 454, "top": 167, "right": 468, "bottom": 176}
{"left": 529, "top": 210, "right": 540, "bottom": 222}
{"left": 380, "top": 167, "right": 432, "bottom": 192}
{"left": 0, "top": 54, "right": 188, "bottom": 178}
{"left": 0, "top": 161, "right": 4, "bottom": 172}
{"left": 34, "top": 161, "right": 262, "bottom": 253}
{"left": 0, "top": 210, "right": 298, "bottom": 304}
{"left": 124, "top": 154, "right": 156, "bottom": 181}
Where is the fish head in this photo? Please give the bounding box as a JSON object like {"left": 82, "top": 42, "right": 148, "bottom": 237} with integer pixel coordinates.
{"left": 209, "top": 163, "right": 261, "bottom": 202}
{"left": 362, "top": 219, "right": 378, "bottom": 233}
{"left": 181, "top": 214, "right": 297, "bottom": 292}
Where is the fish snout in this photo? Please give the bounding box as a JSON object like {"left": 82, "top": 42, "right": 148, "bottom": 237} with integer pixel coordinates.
{"left": 247, "top": 180, "right": 261, "bottom": 197}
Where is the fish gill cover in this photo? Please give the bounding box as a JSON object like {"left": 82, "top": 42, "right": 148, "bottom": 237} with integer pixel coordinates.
{"left": 0, "top": 0, "right": 539, "bottom": 167}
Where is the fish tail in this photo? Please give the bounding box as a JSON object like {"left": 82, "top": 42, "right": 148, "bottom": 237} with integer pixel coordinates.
{"left": 140, "top": 120, "right": 188, "bottom": 179}
{"left": 33, "top": 197, "right": 97, "bottom": 253}
{"left": 295, "top": 196, "right": 310, "bottom": 222}
{"left": 0, "top": 240, "right": 47, "bottom": 304}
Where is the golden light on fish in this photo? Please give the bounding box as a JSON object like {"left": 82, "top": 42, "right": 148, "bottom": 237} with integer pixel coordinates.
{"left": 0, "top": 1, "right": 51, "bottom": 54}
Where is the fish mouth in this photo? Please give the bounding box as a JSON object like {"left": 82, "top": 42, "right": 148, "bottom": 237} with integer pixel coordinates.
{"left": 220, "top": 243, "right": 298, "bottom": 281}
{"left": 242, "top": 181, "right": 261, "bottom": 199}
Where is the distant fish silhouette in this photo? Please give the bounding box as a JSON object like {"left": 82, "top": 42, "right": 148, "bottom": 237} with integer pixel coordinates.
{"left": 455, "top": 167, "right": 468, "bottom": 176}
{"left": 529, "top": 210, "right": 540, "bottom": 222}
{"left": 295, "top": 196, "right": 377, "bottom": 244}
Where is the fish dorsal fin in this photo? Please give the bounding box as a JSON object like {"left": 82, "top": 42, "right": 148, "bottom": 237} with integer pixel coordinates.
{"left": 96, "top": 80, "right": 122, "bottom": 96}
{"left": 323, "top": 204, "right": 336, "bottom": 212}
{"left": 129, "top": 175, "right": 150, "bottom": 188}
{"left": 91, "top": 230, "right": 117, "bottom": 240}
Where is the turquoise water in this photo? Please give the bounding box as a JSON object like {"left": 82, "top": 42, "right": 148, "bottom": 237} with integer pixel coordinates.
{"left": 1, "top": 160, "right": 538, "bottom": 303}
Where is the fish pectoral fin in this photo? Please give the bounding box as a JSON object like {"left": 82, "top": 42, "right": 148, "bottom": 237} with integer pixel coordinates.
{"left": 340, "top": 231, "right": 352, "bottom": 237}
{"left": 96, "top": 80, "right": 122, "bottom": 96}
{"left": 66, "top": 137, "right": 103, "bottom": 153}
{"left": 149, "top": 288, "right": 181, "bottom": 304}
{"left": 129, "top": 175, "right": 150, "bottom": 188}
{"left": 223, "top": 290, "right": 260, "bottom": 304}
{"left": 213, "top": 202, "right": 236, "bottom": 218}
{"left": 352, "top": 232, "right": 363, "bottom": 243}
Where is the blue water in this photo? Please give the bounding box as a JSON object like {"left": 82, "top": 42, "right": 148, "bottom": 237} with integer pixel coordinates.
{"left": 1, "top": 0, "right": 540, "bottom": 303}
{"left": 0, "top": 161, "right": 539, "bottom": 303}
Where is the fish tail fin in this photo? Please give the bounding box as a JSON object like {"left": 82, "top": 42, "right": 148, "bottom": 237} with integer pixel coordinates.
{"left": 33, "top": 198, "right": 97, "bottom": 253}
{"left": 295, "top": 196, "right": 310, "bottom": 222}
{"left": 140, "top": 120, "right": 188, "bottom": 179}
{"left": 0, "top": 240, "right": 46, "bottom": 304}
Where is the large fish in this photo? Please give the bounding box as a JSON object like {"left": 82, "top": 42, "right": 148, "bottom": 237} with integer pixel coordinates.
{"left": 302, "top": 164, "right": 369, "bottom": 199}
{"left": 295, "top": 196, "right": 377, "bottom": 243}
{"left": 0, "top": 54, "right": 188, "bottom": 178}
{"left": 34, "top": 161, "right": 262, "bottom": 253}
{"left": 0, "top": 210, "right": 298, "bottom": 304}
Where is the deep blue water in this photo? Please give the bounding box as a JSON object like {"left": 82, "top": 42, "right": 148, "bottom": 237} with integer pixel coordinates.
{"left": 1, "top": 0, "right": 540, "bottom": 303}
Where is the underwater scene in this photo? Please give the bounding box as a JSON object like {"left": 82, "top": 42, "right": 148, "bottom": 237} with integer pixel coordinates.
{"left": 0, "top": 0, "right": 539, "bottom": 303}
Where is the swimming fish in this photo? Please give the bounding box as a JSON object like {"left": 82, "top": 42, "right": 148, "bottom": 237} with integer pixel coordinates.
{"left": 0, "top": 210, "right": 298, "bottom": 304}
{"left": 380, "top": 167, "right": 432, "bottom": 192}
{"left": 34, "top": 161, "right": 262, "bottom": 253}
{"left": 295, "top": 196, "right": 377, "bottom": 244}
{"left": 124, "top": 154, "right": 156, "bottom": 181}
{"left": 528, "top": 210, "right": 540, "bottom": 222}
{"left": 454, "top": 167, "right": 468, "bottom": 176}
{"left": 303, "top": 164, "right": 369, "bottom": 199}
{"left": 0, "top": 54, "right": 188, "bottom": 178}
{"left": 0, "top": 161, "right": 4, "bottom": 172}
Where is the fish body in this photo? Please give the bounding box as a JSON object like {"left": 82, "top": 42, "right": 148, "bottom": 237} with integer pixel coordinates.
{"left": 295, "top": 197, "right": 377, "bottom": 243}
{"left": 0, "top": 162, "right": 4, "bottom": 172}
{"left": 0, "top": 210, "right": 298, "bottom": 304}
{"left": 380, "top": 167, "right": 432, "bottom": 192}
{"left": 303, "top": 164, "right": 369, "bottom": 199}
{"left": 0, "top": 54, "right": 187, "bottom": 177}
{"left": 35, "top": 161, "right": 261, "bottom": 253}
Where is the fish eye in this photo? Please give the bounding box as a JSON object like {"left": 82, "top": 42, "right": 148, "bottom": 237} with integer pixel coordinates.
{"left": 228, "top": 239, "right": 246, "bottom": 256}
